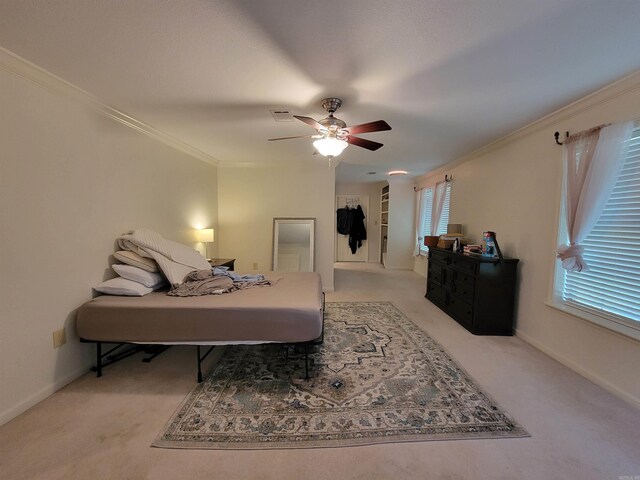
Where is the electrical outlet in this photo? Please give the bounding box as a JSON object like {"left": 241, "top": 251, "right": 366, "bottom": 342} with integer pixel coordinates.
{"left": 252, "top": 262, "right": 258, "bottom": 270}
{"left": 53, "top": 328, "right": 66, "bottom": 348}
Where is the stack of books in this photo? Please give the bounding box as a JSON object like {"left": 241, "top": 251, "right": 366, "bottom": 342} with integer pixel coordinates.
{"left": 463, "top": 244, "right": 483, "bottom": 255}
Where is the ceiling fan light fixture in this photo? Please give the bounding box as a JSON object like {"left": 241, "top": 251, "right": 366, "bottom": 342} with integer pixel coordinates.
{"left": 313, "top": 137, "right": 348, "bottom": 157}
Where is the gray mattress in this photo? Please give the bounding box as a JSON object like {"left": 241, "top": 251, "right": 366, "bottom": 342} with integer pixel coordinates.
{"left": 76, "top": 272, "right": 323, "bottom": 344}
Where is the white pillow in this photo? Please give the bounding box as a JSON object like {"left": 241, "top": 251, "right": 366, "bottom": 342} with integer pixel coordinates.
{"left": 112, "top": 264, "right": 166, "bottom": 288}
{"left": 94, "top": 277, "right": 153, "bottom": 296}
{"left": 113, "top": 250, "right": 159, "bottom": 272}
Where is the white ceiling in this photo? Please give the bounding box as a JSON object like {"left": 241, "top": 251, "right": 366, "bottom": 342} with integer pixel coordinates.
{"left": 2, "top": 0, "right": 640, "bottom": 184}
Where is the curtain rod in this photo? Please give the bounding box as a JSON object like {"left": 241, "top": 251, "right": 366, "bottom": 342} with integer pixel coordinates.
{"left": 555, "top": 123, "right": 613, "bottom": 145}
{"left": 554, "top": 131, "right": 569, "bottom": 145}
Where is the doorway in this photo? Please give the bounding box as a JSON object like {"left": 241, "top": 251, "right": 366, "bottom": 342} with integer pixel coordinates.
{"left": 335, "top": 195, "right": 369, "bottom": 262}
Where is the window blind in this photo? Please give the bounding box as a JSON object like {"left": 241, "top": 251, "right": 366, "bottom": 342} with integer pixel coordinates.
{"left": 562, "top": 125, "right": 640, "bottom": 323}
{"left": 419, "top": 182, "right": 451, "bottom": 253}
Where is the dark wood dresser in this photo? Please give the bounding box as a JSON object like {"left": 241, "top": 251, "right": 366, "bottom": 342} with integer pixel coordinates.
{"left": 426, "top": 247, "right": 519, "bottom": 335}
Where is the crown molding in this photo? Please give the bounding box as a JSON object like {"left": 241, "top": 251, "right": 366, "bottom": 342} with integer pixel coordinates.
{"left": 219, "top": 157, "right": 336, "bottom": 169}
{"left": 416, "top": 70, "right": 640, "bottom": 185}
{"left": 0, "top": 47, "right": 220, "bottom": 166}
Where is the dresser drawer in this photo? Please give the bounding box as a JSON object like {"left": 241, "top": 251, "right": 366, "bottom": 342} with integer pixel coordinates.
{"left": 450, "top": 270, "right": 475, "bottom": 304}
{"left": 429, "top": 248, "right": 450, "bottom": 265}
{"left": 426, "top": 283, "right": 446, "bottom": 307}
{"left": 450, "top": 255, "right": 477, "bottom": 275}
{"left": 448, "top": 295, "right": 473, "bottom": 326}
{"left": 427, "top": 264, "right": 445, "bottom": 287}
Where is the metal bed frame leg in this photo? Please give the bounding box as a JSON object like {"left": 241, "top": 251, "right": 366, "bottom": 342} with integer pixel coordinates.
{"left": 197, "top": 346, "right": 203, "bottom": 383}
{"left": 96, "top": 342, "right": 102, "bottom": 378}
{"left": 304, "top": 344, "right": 309, "bottom": 379}
{"left": 196, "top": 345, "right": 216, "bottom": 383}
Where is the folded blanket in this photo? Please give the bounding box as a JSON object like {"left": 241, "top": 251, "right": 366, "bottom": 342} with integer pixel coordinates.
{"left": 118, "top": 229, "right": 210, "bottom": 286}
{"left": 167, "top": 269, "right": 272, "bottom": 297}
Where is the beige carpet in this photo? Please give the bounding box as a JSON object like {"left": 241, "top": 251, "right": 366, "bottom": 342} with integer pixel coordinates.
{"left": 0, "top": 264, "right": 638, "bottom": 479}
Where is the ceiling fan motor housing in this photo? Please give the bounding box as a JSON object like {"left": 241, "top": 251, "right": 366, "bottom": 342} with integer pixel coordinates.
{"left": 318, "top": 97, "right": 347, "bottom": 136}
{"left": 320, "top": 97, "right": 342, "bottom": 114}
{"left": 319, "top": 116, "right": 347, "bottom": 133}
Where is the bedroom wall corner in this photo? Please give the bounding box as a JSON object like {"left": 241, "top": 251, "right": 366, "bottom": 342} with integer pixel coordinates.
{"left": 217, "top": 163, "right": 335, "bottom": 291}
{"left": 0, "top": 60, "right": 219, "bottom": 426}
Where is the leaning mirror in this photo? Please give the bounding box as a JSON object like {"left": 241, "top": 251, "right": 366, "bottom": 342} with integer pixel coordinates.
{"left": 272, "top": 218, "right": 315, "bottom": 272}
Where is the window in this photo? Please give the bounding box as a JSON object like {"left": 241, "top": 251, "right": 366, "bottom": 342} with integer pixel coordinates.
{"left": 418, "top": 182, "right": 451, "bottom": 254}
{"left": 554, "top": 123, "right": 640, "bottom": 338}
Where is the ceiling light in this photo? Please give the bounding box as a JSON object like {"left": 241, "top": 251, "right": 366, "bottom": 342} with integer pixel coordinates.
{"left": 313, "top": 137, "right": 348, "bottom": 157}
{"left": 388, "top": 170, "right": 408, "bottom": 176}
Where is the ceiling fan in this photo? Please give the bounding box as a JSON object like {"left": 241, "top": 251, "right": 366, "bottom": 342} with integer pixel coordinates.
{"left": 268, "top": 98, "right": 391, "bottom": 157}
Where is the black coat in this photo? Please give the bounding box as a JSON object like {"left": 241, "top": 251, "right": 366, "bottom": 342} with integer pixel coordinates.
{"left": 336, "top": 207, "right": 351, "bottom": 235}
{"left": 348, "top": 205, "right": 367, "bottom": 254}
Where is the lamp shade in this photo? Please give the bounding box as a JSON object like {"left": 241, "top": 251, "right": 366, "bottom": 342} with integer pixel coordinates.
{"left": 313, "top": 137, "right": 348, "bottom": 157}
{"left": 196, "top": 228, "right": 214, "bottom": 243}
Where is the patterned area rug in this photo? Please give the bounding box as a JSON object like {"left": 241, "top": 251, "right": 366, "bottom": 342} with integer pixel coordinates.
{"left": 153, "top": 302, "right": 528, "bottom": 449}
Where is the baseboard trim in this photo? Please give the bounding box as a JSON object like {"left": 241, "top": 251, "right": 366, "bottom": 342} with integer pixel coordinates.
{"left": 516, "top": 329, "right": 640, "bottom": 410}
{"left": 0, "top": 363, "right": 91, "bottom": 427}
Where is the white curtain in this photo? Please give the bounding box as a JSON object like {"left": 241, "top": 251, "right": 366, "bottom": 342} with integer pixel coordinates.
{"left": 557, "top": 121, "right": 634, "bottom": 271}
{"left": 430, "top": 181, "right": 447, "bottom": 236}
{"left": 413, "top": 188, "right": 426, "bottom": 256}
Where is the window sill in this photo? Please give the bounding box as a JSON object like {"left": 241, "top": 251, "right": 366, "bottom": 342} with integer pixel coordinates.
{"left": 545, "top": 300, "right": 640, "bottom": 343}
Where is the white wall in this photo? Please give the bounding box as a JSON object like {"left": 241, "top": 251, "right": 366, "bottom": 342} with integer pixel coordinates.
{"left": 386, "top": 177, "right": 415, "bottom": 269}
{"left": 217, "top": 163, "right": 335, "bottom": 290}
{"left": 0, "top": 62, "right": 218, "bottom": 425}
{"left": 415, "top": 72, "right": 640, "bottom": 407}
{"left": 335, "top": 182, "right": 383, "bottom": 263}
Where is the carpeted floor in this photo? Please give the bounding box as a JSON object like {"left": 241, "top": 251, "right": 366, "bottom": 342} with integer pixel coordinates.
{"left": 0, "top": 264, "right": 638, "bottom": 479}
{"left": 155, "top": 302, "right": 527, "bottom": 449}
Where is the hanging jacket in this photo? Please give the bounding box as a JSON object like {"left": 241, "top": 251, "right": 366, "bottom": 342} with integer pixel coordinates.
{"left": 336, "top": 207, "right": 351, "bottom": 235}
{"left": 348, "top": 205, "right": 367, "bottom": 254}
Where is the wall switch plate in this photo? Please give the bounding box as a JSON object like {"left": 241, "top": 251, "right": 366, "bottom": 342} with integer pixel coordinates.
{"left": 53, "top": 328, "right": 66, "bottom": 348}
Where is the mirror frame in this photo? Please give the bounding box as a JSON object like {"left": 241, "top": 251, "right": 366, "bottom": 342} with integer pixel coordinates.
{"left": 272, "top": 217, "right": 315, "bottom": 272}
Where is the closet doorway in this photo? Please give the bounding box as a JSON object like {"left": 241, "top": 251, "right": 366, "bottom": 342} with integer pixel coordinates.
{"left": 335, "top": 195, "right": 369, "bottom": 262}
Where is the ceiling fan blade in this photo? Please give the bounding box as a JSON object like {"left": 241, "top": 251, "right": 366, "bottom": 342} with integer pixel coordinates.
{"left": 268, "top": 135, "right": 317, "bottom": 141}
{"left": 293, "top": 115, "right": 325, "bottom": 130}
{"left": 344, "top": 120, "right": 391, "bottom": 135}
{"left": 347, "top": 136, "right": 384, "bottom": 151}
